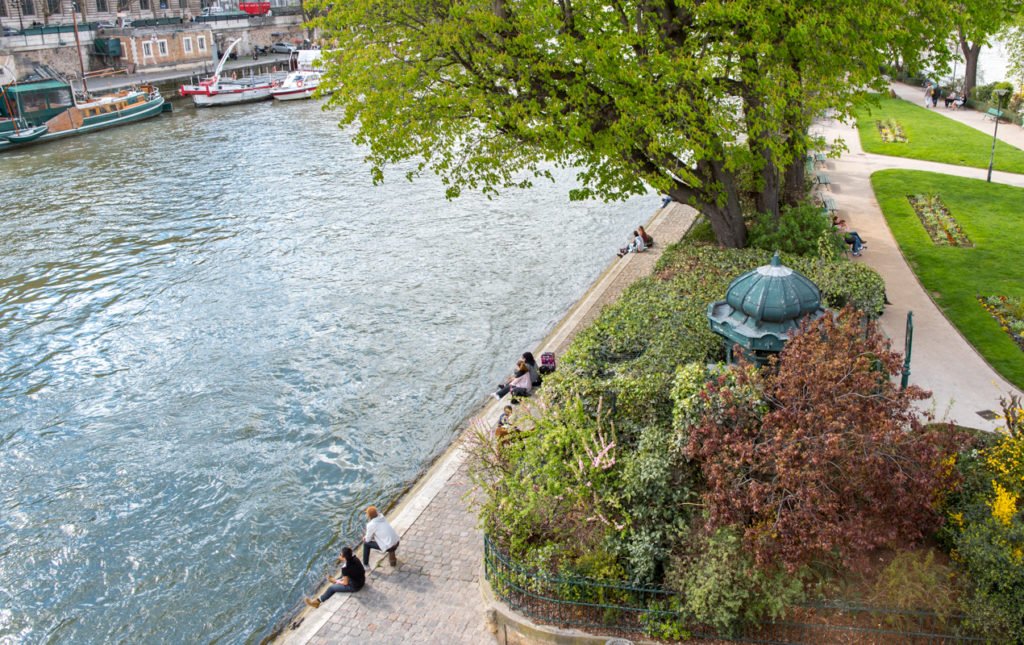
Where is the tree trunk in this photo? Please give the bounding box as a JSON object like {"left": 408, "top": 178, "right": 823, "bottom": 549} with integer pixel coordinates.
{"left": 782, "top": 155, "right": 805, "bottom": 207}
{"left": 960, "top": 39, "right": 981, "bottom": 99}
{"left": 754, "top": 148, "right": 781, "bottom": 222}
{"left": 671, "top": 160, "right": 747, "bottom": 248}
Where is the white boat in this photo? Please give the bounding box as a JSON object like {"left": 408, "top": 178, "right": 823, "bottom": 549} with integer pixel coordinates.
{"left": 270, "top": 71, "right": 324, "bottom": 101}
{"left": 179, "top": 39, "right": 275, "bottom": 107}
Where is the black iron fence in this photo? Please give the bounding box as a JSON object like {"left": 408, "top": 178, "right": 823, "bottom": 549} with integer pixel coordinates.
{"left": 483, "top": 536, "right": 985, "bottom": 643}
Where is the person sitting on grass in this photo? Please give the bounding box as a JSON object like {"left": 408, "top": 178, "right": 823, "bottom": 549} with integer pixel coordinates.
{"left": 304, "top": 547, "right": 365, "bottom": 608}
{"left": 495, "top": 404, "right": 514, "bottom": 442}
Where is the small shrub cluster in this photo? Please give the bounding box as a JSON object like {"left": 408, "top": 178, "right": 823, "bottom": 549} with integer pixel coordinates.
{"left": 747, "top": 203, "right": 835, "bottom": 256}
{"left": 972, "top": 81, "right": 1015, "bottom": 106}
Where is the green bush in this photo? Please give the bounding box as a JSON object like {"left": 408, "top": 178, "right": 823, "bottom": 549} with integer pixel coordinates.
{"left": 791, "top": 257, "right": 887, "bottom": 318}
{"left": 868, "top": 550, "right": 958, "bottom": 621}
{"left": 747, "top": 203, "right": 835, "bottom": 256}
{"left": 972, "top": 81, "right": 1015, "bottom": 106}
{"left": 667, "top": 527, "right": 805, "bottom": 636}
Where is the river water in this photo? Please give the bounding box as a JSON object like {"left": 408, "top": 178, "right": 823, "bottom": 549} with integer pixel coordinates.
{"left": 0, "top": 99, "right": 649, "bottom": 643}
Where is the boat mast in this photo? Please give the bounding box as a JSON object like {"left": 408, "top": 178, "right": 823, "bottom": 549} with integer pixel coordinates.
{"left": 1, "top": 86, "right": 22, "bottom": 134}
{"left": 70, "top": 0, "right": 90, "bottom": 98}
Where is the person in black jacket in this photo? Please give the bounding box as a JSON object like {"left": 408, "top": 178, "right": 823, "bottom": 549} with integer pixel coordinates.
{"left": 304, "top": 547, "right": 366, "bottom": 608}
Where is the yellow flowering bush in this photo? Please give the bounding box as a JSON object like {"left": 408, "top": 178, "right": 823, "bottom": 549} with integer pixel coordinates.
{"left": 940, "top": 395, "right": 1024, "bottom": 640}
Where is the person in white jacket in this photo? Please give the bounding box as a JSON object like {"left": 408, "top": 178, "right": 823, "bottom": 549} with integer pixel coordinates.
{"left": 362, "top": 506, "right": 400, "bottom": 567}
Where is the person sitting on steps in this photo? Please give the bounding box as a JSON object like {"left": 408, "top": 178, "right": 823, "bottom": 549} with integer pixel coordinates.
{"left": 617, "top": 230, "right": 647, "bottom": 257}
{"left": 363, "top": 506, "right": 400, "bottom": 567}
{"left": 304, "top": 547, "right": 365, "bottom": 608}
{"left": 492, "top": 359, "right": 533, "bottom": 400}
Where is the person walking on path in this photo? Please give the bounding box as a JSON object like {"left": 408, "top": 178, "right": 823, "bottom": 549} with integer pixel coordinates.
{"left": 304, "top": 547, "right": 365, "bottom": 608}
{"left": 363, "top": 505, "right": 400, "bottom": 567}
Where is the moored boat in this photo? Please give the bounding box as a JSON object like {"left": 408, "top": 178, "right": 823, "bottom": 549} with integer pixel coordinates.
{"left": 0, "top": 80, "right": 167, "bottom": 152}
{"left": 179, "top": 39, "right": 275, "bottom": 107}
{"left": 270, "top": 71, "right": 324, "bottom": 101}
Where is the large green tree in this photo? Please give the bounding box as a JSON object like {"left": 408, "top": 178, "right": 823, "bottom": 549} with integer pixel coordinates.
{"left": 953, "top": 0, "right": 1023, "bottom": 96}
{"left": 312, "top": 0, "right": 946, "bottom": 248}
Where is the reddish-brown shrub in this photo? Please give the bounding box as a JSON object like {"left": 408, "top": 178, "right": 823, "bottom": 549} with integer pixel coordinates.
{"left": 686, "top": 307, "right": 966, "bottom": 571}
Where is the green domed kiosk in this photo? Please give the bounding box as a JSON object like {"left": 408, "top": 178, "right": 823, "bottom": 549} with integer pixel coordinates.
{"left": 707, "top": 252, "right": 826, "bottom": 365}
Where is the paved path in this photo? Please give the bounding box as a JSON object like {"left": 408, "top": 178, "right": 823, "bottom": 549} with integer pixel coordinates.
{"left": 890, "top": 81, "right": 1024, "bottom": 150}
{"left": 278, "top": 203, "right": 697, "bottom": 645}
{"left": 813, "top": 102, "right": 1023, "bottom": 431}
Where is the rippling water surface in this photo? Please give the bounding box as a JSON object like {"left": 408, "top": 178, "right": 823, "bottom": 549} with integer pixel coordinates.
{"left": 0, "top": 98, "right": 650, "bottom": 643}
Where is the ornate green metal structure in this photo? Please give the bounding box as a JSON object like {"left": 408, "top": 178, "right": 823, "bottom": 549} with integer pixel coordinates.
{"left": 707, "top": 252, "right": 826, "bottom": 364}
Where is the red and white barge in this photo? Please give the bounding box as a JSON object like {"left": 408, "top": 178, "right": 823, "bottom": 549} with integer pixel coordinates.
{"left": 179, "top": 39, "right": 276, "bottom": 107}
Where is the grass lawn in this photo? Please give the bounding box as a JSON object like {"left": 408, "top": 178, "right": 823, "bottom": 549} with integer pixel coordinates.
{"left": 871, "top": 169, "right": 1024, "bottom": 389}
{"left": 855, "top": 96, "right": 1024, "bottom": 174}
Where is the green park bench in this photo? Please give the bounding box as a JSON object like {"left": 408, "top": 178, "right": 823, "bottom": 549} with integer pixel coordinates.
{"left": 819, "top": 196, "right": 837, "bottom": 215}
{"left": 813, "top": 151, "right": 828, "bottom": 167}
{"left": 814, "top": 172, "right": 831, "bottom": 190}
{"left": 985, "top": 107, "right": 1005, "bottom": 121}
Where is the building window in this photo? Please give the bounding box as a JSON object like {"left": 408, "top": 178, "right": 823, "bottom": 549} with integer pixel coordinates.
{"left": 0, "top": 0, "right": 8, "bottom": 18}
{"left": 21, "top": 0, "right": 34, "bottom": 15}
{"left": 95, "top": 0, "right": 106, "bottom": 10}
{"left": 45, "top": 0, "right": 60, "bottom": 13}
{"left": 142, "top": 41, "right": 153, "bottom": 56}
{"left": 197, "top": 35, "right": 206, "bottom": 51}
{"left": 138, "top": 0, "right": 148, "bottom": 9}
{"left": 183, "top": 37, "right": 192, "bottom": 53}
{"left": 117, "top": 0, "right": 129, "bottom": 10}
{"left": 157, "top": 39, "right": 167, "bottom": 55}
{"left": 178, "top": 0, "right": 185, "bottom": 7}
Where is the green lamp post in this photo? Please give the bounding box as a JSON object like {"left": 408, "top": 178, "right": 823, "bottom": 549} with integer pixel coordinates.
{"left": 707, "top": 252, "right": 827, "bottom": 365}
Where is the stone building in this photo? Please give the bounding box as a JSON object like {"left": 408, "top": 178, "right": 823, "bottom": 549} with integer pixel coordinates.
{"left": 0, "top": 0, "right": 299, "bottom": 31}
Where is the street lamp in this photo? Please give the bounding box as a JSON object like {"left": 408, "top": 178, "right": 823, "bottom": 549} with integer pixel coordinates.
{"left": 987, "top": 88, "right": 1010, "bottom": 182}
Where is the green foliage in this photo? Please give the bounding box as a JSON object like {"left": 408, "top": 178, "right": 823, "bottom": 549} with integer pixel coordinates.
{"left": 868, "top": 550, "right": 958, "bottom": 620}
{"left": 872, "top": 170, "right": 1024, "bottom": 389}
{"left": 310, "top": 0, "right": 952, "bottom": 247}
{"left": 941, "top": 398, "right": 1024, "bottom": 642}
{"left": 855, "top": 96, "right": 1024, "bottom": 173}
{"left": 475, "top": 398, "right": 626, "bottom": 559}
{"left": 972, "top": 81, "right": 1015, "bottom": 105}
{"left": 668, "top": 527, "right": 805, "bottom": 636}
{"left": 794, "top": 258, "right": 887, "bottom": 318}
{"left": 747, "top": 203, "right": 835, "bottom": 256}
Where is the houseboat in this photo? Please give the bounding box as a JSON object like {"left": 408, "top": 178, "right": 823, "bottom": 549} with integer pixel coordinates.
{"left": 0, "top": 79, "right": 167, "bottom": 151}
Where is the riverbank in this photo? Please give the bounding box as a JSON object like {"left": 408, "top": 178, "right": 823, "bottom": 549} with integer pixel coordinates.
{"left": 275, "top": 201, "right": 698, "bottom": 644}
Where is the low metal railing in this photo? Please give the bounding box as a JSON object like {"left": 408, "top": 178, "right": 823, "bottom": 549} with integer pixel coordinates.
{"left": 483, "top": 536, "right": 985, "bottom": 643}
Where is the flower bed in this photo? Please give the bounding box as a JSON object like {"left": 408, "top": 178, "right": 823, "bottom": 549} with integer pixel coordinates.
{"left": 876, "top": 118, "right": 908, "bottom": 143}
{"left": 978, "top": 295, "right": 1024, "bottom": 352}
{"left": 906, "top": 194, "right": 972, "bottom": 247}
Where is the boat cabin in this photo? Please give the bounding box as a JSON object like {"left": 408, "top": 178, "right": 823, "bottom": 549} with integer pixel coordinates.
{"left": 1, "top": 80, "right": 75, "bottom": 127}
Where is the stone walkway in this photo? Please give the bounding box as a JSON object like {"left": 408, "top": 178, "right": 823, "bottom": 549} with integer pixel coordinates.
{"left": 812, "top": 93, "right": 1023, "bottom": 431}
{"left": 278, "top": 203, "right": 697, "bottom": 645}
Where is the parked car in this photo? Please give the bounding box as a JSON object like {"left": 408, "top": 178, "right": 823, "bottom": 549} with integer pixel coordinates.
{"left": 3, "top": 26, "right": 19, "bottom": 36}
{"left": 269, "top": 42, "right": 295, "bottom": 54}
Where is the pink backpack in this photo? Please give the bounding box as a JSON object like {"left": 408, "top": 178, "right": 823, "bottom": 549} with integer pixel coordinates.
{"left": 539, "top": 352, "right": 556, "bottom": 374}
